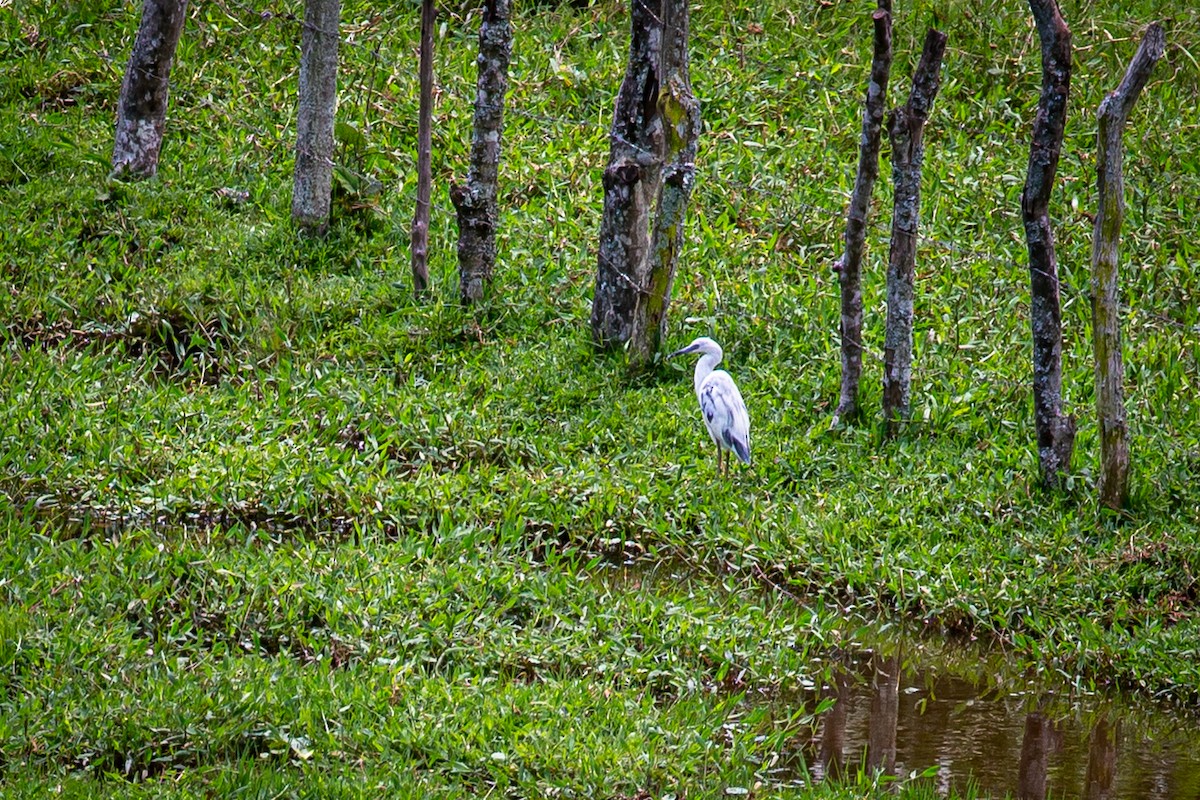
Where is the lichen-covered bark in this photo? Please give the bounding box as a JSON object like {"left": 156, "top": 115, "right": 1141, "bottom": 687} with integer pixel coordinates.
{"left": 291, "top": 0, "right": 340, "bottom": 234}
{"left": 1022, "top": 0, "right": 1075, "bottom": 487}
{"left": 451, "top": 0, "right": 512, "bottom": 305}
{"left": 590, "top": 0, "right": 664, "bottom": 349}
{"left": 835, "top": 5, "right": 892, "bottom": 424}
{"left": 411, "top": 0, "right": 435, "bottom": 293}
{"left": 630, "top": 0, "right": 700, "bottom": 365}
{"left": 111, "top": 0, "right": 189, "bottom": 180}
{"left": 1091, "top": 23, "right": 1164, "bottom": 509}
{"left": 882, "top": 28, "right": 946, "bottom": 435}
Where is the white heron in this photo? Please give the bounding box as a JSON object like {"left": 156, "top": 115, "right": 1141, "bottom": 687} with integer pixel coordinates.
{"left": 669, "top": 336, "right": 751, "bottom": 476}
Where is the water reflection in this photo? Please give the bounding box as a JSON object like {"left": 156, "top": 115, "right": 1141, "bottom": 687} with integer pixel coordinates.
{"left": 867, "top": 651, "right": 901, "bottom": 777}
{"left": 1017, "top": 711, "right": 1060, "bottom": 800}
{"left": 801, "top": 652, "right": 1200, "bottom": 799}
{"left": 591, "top": 561, "right": 1200, "bottom": 798}
{"left": 1085, "top": 716, "right": 1117, "bottom": 800}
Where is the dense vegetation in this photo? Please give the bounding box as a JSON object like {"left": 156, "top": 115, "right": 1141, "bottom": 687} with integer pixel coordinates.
{"left": 2, "top": 0, "right": 1198, "bottom": 795}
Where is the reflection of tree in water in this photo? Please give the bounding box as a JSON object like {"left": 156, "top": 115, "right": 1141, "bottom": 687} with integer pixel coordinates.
{"left": 867, "top": 651, "right": 901, "bottom": 776}
{"left": 816, "top": 667, "right": 851, "bottom": 782}
{"left": 1085, "top": 716, "right": 1117, "bottom": 800}
{"left": 801, "top": 649, "right": 1197, "bottom": 799}
{"left": 1018, "top": 711, "right": 1062, "bottom": 800}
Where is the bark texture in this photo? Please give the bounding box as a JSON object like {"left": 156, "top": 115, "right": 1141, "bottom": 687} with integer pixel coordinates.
{"left": 410, "top": 0, "right": 435, "bottom": 292}
{"left": 1022, "top": 0, "right": 1075, "bottom": 487}
{"left": 111, "top": 0, "right": 189, "bottom": 180}
{"left": 451, "top": 0, "right": 512, "bottom": 305}
{"left": 629, "top": 0, "right": 700, "bottom": 365}
{"left": 1091, "top": 22, "right": 1164, "bottom": 510}
{"left": 834, "top": 6, "right": 892, "bottom": 425}
{"left": 882, "top": 28, "right": 947, "bottom": 434}
{"left": 590, "top": 0, "right": 664, "bottom": 349}
{"left": 292, "top": 0, "right": 340, "bottom": 234}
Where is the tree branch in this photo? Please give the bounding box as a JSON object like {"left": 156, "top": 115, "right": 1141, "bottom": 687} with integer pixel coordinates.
{"left": 834, "top": 5, "right": 892, "bottom": 425}
{"left": 1091, "top": 22, "right": 1164, "bottom": 509}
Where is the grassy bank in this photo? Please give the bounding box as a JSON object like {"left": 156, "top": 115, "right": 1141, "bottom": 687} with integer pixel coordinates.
{"left": 2, "top": 0, "right": 1199, "bottom": 795}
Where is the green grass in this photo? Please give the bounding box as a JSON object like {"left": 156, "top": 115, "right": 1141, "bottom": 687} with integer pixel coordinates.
{"left": 2, "top": 0, "right": 1199, "bottom": 795}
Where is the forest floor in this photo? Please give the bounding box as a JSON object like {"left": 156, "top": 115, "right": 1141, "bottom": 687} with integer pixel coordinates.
{"left": 2, "top": 0, "right": 1199, "bottom": 796}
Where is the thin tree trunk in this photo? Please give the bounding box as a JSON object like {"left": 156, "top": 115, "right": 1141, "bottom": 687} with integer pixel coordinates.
{"left": 111, "top": 0, "right": 189, "bottom": 180}
{"left": 292, "top": 0, "right": 340, "bottom": 234}
{"left": 590, "top": 0, "right": 664, "bottom": 349}
{"left": 882, "top": 28, "right": 947, "bottom": 435}
{"left": 630, "top": 0, "right": 700, "bottom": 365}
{"left": 451, "top": 0, "right": 512, "bottom": 305}
{"left": 411, "top": 0, "right": 435, "bottom": 293}
{"left": 1023, "top": 0, "right": 1075, "bottom": 487}
{"left": 834, "top": 4, "right": 892, "bottom": 425}
{"left": 1092, "top": 22, "right": 1164, "bottom": 510}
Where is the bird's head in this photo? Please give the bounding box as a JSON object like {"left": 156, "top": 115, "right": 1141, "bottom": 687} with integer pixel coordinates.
{"left": 669, "top": 336, "right": 723, "bottom": 360}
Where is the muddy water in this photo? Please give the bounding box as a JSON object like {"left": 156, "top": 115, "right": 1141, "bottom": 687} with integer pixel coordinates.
{"left": 787, "top": 648, "right": 1200, "bottom": 798}
{"left": 595, "top": 562, "right": 1200, "bottom": 799}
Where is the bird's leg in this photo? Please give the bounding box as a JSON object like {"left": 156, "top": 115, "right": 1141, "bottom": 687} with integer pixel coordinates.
{"left": 717, "top": 447, "right": 725, "bottom": 477}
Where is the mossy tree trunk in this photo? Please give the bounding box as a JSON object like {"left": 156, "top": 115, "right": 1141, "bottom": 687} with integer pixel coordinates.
{"left": 451, "top": 0, "right": 512, "bottom": 305}
{"left": 292, "top": 0, "right": 340, "bottom": 235}
{"left": 1022, "top": 0, "right": 1075, "bottom": 488}
{"left": 630, "top": 0, "right": 700, "bottom": 365}
{"left": 590, "top": 0, "right": 664, "bottom": 349}
{"left": 882, "top": 28, "right": 946, "bottom": 436}
{"left": 111, "top": 0, "right": 189, "bottom": 180}
{"left": 834, "top": 3, "right": 892, "bottom": 425}
{"left": 1091, "top": 22, "right": 1164, "bottom": 510}
{"left": 410, "top": 0, "right": 435, "bottom": 293}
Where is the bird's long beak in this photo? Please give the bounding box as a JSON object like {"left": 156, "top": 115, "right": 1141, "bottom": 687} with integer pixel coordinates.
{"left": 668, "top": 344, "right": 697, "bottom": 359}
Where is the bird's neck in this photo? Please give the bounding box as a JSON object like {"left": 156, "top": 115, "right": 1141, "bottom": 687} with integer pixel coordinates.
{"left": 693, "top": 352, "right": 721, "bottom": 397}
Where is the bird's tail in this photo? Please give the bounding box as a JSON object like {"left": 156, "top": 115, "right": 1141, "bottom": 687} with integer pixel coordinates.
{"left": 731, "top": 438, "right": 751, "bottom": 465}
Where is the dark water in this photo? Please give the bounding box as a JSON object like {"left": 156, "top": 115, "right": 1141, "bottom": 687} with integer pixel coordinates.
{"left": 596, "top": 562, "right": 1200, "bottom": 799}
{"left": 786, "top": 648, "right": 1200, "bottom": 798}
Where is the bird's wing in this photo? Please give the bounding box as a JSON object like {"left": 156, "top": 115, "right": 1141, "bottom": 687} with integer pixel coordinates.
{"left": 700, "top": 371, "right": 751, "bottom": 463}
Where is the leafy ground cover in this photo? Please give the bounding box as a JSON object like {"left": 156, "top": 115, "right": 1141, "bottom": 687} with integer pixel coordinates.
{"left": 2, "top": 0, "right": 1199, "bottom": 795}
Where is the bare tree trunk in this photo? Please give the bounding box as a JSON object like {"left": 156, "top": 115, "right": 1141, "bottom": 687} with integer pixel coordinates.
{"left": 111, "top": 0, "right": 189, "bottom": 180}
{"left": 292, "top": 0, "right": 340, "bottom": 234}
{"left": 1084, "top": 715, "right": 1118, "bottom": 800}
{"left": 1091, "top": 23, "right": 1164, "bottom": 510}
{"left": 590, "top": 0, "right": 664, "bottom": 349}
{"left": 450, "top": 0, "right": 512, "bottom": 305}
{"left": 410, "top": 0, "right": 436, "bottom": 293}
{"left": 881, "top": 28, "right": 947, "bottom": 435}
{"left": 1023, "top": 0, "right": 1075, "bottom": 487}
{"left": 629, "top": 0, "right": 700, "bottom": 365}
{"left": 834, "top": 4, "right": 892, "bottom": 425}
